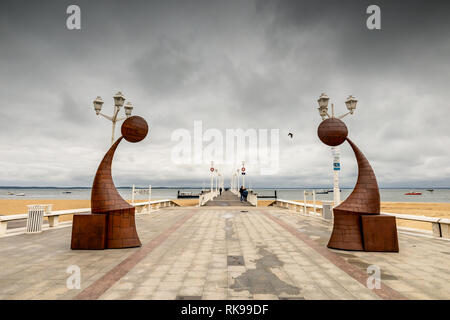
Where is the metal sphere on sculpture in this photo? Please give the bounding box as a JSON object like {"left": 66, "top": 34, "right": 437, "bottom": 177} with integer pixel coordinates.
{"left": 317, "top": 118, "right": 348, "bottom": 146}
{"left": 121, "top": 116, "right": 148, "bottom": 143}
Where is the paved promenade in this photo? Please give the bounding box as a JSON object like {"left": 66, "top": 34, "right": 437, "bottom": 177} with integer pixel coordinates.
{"left": 0, "top": 206, "right": 449, "bottom": 300}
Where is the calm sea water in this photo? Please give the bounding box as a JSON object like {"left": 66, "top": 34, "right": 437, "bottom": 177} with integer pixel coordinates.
{"left": 0, "top": 188, "right": 449, "bottom": 203}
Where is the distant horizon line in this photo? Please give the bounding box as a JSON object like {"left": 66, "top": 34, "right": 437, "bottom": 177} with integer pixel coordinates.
{"left": 0, "top": 186, "right": 448, "bottom": 190}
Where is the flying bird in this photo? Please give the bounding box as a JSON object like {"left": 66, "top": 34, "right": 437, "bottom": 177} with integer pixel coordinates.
{"left": 288, "top": 133, "right": 294, "bottom": 138}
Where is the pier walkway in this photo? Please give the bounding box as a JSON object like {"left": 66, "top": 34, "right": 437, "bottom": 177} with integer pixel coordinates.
{"left": 0, "top": 205, "right": 449, "bottom": 300}
{"left": 204, "top": 190, "right": 252, "bottom": 207}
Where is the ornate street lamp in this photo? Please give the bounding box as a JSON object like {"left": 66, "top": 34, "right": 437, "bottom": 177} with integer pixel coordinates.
{"left": 93, "top": 91, "right": 134, "bottom": 145}
{"left": 317, "top": 93, "right": 357, "bottom": 120}
{"left": 316, "top": 93, "right": 358, "bottom": 205}
{"left": 236, "top": 168, "right": 240, "bottom": 190}
{"left": 210, "top": 161, "right": 215, "bottom": 192}
{"left": 241, "top": 161, "right": 246, "bottom": 188}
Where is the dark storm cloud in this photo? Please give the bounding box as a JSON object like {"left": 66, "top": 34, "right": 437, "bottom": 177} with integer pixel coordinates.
{"left": 259, "top": 0, "right": 450, "bottom": 85}
{"left": 132, "top": 37, "right": 203, "bottom": 96}
{"left": 0, "top": 0, "right": 449, "bottom": 187}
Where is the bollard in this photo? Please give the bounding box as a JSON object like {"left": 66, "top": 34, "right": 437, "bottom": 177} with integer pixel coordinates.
{"left": 26, "top": 205, "right": 46, "bottom": 233}
{"left": 322, "top": 201, "right": 334, "bottom": 220}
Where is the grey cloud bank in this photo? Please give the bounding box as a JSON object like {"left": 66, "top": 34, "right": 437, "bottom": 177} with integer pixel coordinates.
{"left": 0, "top": 0, "right": 450, "bottom": 188}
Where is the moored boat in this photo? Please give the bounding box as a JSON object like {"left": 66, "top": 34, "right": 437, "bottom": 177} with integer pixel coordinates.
{"left": 404, "top": 191, "right": 422, "bottom": 195}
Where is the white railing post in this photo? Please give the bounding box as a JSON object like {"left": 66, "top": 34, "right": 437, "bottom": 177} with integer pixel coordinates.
{"left": 247, "top": 192, "right": 258, "bottom": 206}
{"left": 148, "top": 185, "right": 152, "bottom": 213}
{"left": 48, "top": 216, "right": 59, "bottom": 227}
{"left": 303, "top": 191, "right": 307, "bottom": 214}
{"left": 0, "top": 220, "right": 7, "bottom": 235}
{"left": 440, "top": 219, "right": 449, "bottom": 238}
{"left": 45, "top": 205, "right": 59, "bottom": 227}
{"left": 313, "top": 190, "right": 316, "bottom": 216}
{"left": 432, "top": 221, "right": 441, "bottom": 238}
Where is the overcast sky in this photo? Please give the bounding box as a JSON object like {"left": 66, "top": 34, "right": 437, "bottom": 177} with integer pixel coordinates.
{"left": 1, "top": 0, "right": 450, "bottom": 188}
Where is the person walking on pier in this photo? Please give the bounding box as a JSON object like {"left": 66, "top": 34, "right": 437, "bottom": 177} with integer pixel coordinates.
{"left": 242, "top": 188, "right": 248, "bottom": 202}
{"left": 219, "top": 187, "right": 222, "bottom": 195}
{"left": 239, "top": 186, "right": 244, "bottom": 202}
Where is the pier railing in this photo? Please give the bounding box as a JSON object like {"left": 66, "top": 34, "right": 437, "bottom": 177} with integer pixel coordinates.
{"left": 271, "top": 199, "right": 450, "bottom": 239}
{"left": 0, "top": 199, "right": 178, "bottom": 237}
{"left": 381, "top": 212, "right": 449, "bottom": 238}
{"left": 199, "top": 191, "right": 219, "bottom": 206}
{"left": 247, "top": 191, "right": 258, "bottom": 206}
{"left": 271, "top": 199, "right": 329, "bottom": 218}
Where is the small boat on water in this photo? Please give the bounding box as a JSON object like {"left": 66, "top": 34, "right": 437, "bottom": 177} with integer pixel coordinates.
{"left": 316, "top": 190, "right": 329, "bottom": 194}
{"left": 177, "top": 190, "right": 200, "bottom": 199}
{"left": 6, "top": 192, "right": 14, "bottom": 195}
{"left": 15, "top": 193, "right": 26, "bottom": 196}
{"left": 427, "top": 189, "right": 434, "bottom": 192}
{"left": 62, "top": 191, "right": 72, "bottom": 194}
{"left": 404, "top": 191, "right": 422, "bottom": 195}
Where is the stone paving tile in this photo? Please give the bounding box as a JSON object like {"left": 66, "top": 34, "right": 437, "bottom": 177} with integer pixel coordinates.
{"left": 272, "top": 209, "right": 450, "bottom": 300}
{"left": 0, "top": 206, "right": 449, "bottom": 300}
{"left": 0, "top": 209, "right": 188, "bottom": 300}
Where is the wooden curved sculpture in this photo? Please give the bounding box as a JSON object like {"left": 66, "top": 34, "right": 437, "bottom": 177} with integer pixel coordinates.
{"left": 71, "top": 116, "right": 148, "bottom": 250}
{"left": 318, "top": 118, "right": 399, "bottom": 252}
{"left": 91, "top": 137, "right": 132, "bottom": 213}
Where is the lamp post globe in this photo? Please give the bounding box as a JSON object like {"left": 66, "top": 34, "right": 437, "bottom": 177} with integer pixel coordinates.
{"left": 93, "top": 96, "right": 104, "bottom": 115}
{"left": 124, "top": 102, "right": 133, "bottom": 117}
{"left": 113, "top": 91, "right": 125, "bottom": 108}
{"left": 317, "top": 93, "right": 330, "bottom": 120}
{"left": 345, "top": 95, "right": 357, "bottom": 114}
{"left": 317, "top": 93, "right": 329, "bottom": 108}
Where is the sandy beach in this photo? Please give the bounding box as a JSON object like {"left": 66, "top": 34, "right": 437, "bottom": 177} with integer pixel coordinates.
{"left": 1, "top": 199, "right": 449, "bottom": 231}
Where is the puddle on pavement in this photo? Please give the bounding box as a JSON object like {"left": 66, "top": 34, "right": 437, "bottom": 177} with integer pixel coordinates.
{"left": 228, "top": 255, "right": 245, "bottom": 266}
{"left": 229, "top": 246, "right": 301, "bottom": 296}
